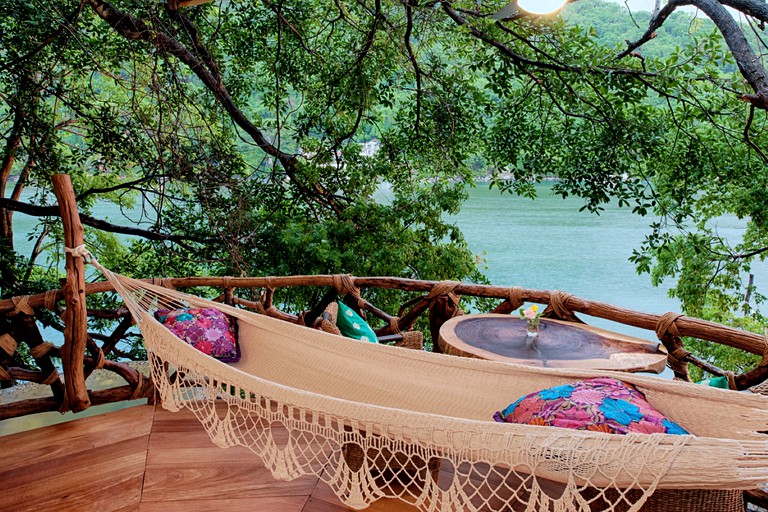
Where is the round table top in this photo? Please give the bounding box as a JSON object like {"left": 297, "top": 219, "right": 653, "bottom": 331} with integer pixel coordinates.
{"left": 438, "top": 314, "right": 667, "bottom": 373}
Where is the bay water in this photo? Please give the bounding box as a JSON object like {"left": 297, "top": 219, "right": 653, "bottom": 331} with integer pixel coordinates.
{"left": 454, "top": 183, "right": 768, "bottom": 337}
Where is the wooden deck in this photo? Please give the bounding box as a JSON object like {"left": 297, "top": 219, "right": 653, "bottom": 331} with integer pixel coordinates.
{"left": 2, "top": 403, "right": 765, "bottom": 512}
{"left": 0, "top": 403, "right": 420, "bottom": 512}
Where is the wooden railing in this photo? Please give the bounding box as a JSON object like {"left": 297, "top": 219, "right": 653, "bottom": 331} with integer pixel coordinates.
{"left": 2, "top": 272, "right": 768, "bottom": 420}
{"left": 0, "top": 175, "right": 766, "bottom": 422}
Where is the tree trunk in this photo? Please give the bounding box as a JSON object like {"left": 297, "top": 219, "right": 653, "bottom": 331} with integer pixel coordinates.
{"left": 0, "top": 104, "right": 24, "bottom": 247}
{"left": 52, "top": 174, "right": 91, "bottom": 413}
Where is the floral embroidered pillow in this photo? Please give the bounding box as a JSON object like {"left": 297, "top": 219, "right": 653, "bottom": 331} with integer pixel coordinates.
{"left": 155, "top": 308, "right": 240, "bottom": 362}
{"left": 494, "top": 377, "right": 689, "bottom": 435}
{"left": 335, "top": 301, "right": 378, "bottom": 343}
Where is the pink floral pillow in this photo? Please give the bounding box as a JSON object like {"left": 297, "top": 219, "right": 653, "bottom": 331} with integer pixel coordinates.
{"left": 494, "top": 377, "right": 688, "bottom": 435}
{"left": 155, "top": 308, "right": 240, "bottom": 362}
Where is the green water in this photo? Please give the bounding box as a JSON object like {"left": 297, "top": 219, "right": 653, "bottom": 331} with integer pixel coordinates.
{"left": 12, "top": 189, "right": 145, "bottom": 261}
{"left": 454, "top": 184, "right": 679, "bottom": 313}
{"left": 452, "top": 183, "right": 767, "bottom": 337}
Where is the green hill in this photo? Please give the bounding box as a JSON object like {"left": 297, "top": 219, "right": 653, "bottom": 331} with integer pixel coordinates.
{"left": 563, "top": 0, "right": 715, "bottom": 59}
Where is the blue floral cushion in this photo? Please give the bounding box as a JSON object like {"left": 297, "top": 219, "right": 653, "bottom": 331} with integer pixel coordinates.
{"left": 494, "top": 377, "right": 689, "bottom": 435}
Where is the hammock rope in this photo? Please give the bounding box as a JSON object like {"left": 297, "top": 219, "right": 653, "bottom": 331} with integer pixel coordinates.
{"left": 8, "top": 295, "right": 34, "bottom": 316}
{"left": 655, "top": 312, "right": 693, "bottom": 380}
{"left": 29, "top": 341, "right": 55, "bottom": 359}
{"left": 426, "top": 280, "right": 462, "bottom": 306}
{"left": 507, "top": 286, "right": 525, "bottom": 310}
{"left": 546, "top": 290, "right": 579, "bottom": 322}
{"left": 44, "top": 289, "right": 59, "bottom": 311}
{"left": 70, "top": 247, "right": 768, "bottom": 512}
{"left": 0, "top": 333, "right": 17, "bottom": 355}
{"left": 388, "top": 316, "right": 401, "bottom": 334}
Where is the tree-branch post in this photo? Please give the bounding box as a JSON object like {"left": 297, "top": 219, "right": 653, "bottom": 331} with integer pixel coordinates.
{"left": 429, "top": 296, "right": 462, "bottom": 354}
{"left": 51, "top": 174, "right": 90, "bottom": 413}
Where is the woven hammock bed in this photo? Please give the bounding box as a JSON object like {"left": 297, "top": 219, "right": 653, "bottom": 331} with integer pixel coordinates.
{"left": 92, "top": 262, "right": 768, "bottom": 512}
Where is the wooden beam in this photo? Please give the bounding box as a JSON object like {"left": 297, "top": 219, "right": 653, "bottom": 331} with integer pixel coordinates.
{"left": 2, "top": 275, "right": 767, "bottom": 357}
{"left": 51, "top": 174, "right": 90, "bottom": 413}
{"left": 429, "top": 296, "right": 462, "bottom": 354}
{"left": 0, "top": 385, "right": 144, "bottom": 420}
{"left": 177, "top": 0, "right": 214, "bottom": 6}
{"left": 12, "top": 314, "right": 65, "bottom": 403}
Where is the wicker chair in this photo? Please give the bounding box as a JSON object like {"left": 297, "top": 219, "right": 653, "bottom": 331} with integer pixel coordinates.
{"left": 594, "top": 488, "right": 745, "bottom": 511}
{"left": 313, "top": 302, "right": 424, "bottom": 350}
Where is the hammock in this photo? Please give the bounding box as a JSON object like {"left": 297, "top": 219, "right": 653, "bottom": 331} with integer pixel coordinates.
{"left": 89, "top": 260, "right": 768, "bottom": 512}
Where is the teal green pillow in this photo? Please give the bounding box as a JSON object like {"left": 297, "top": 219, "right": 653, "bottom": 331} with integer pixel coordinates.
{"left": 701, "top": 376, "right": 729, "bottom": 389}
{"left": 335, "top": 301, "right": 378, "bottom": 343}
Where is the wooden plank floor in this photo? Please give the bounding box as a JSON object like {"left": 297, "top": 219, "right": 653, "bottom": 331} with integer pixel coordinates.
{"left": 3, "top": 404, "right": 761, "bottom": 512}
{"left": 0, "top": 404, "right": 422, "bottom": 512}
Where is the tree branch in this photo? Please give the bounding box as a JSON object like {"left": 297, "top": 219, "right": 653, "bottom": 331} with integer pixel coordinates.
{"left": 720, "top": 0, "right": 768, "bottom": 23}
{"left": 440, "top": 2, "right": 577, "bottom": 73}
{"left": 698, "top": 0, "right": 768, "bottom": 107}
{"left": 0, "top": 1, "right": 86, "bottom": 74}
{"left": 731, "top": 244, "right": 768, "bottom": 260}
{"left": 258, "top": 0, "right": 319, "bottom": 57}
{"left": 0, "top": 107, "right": 23, "bottom": 202}
{"left": 620, "top": 0, "right": 768, "bottom": 109}
{"left": 170, "top": 5, "right": 346, "bottom": 215}
{"left": 442, "top": 2, "right": 655, "bottom": 79}
{"left": 330, "top": 0, "right": 382, "bottom": 148}
{"left": 75, "top": 176, "right": 156, "bottom": 201}
{"left": 617, "top": 0, "right": 685, "bottom": 59}
{"left": 86, "top": 0, "right": 343, "bottom": 213}
{"left": 744, "top": 105, "right": 768, "bottom": 164}
{"left": 404, "top": 0, "right": 423, "bottom": 135}
{"left": 0, "top": 197, "right": 211, "bottom": 247}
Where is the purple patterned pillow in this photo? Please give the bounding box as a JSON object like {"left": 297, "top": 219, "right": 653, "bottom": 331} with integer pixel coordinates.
{"left": 494, "top": 377, "right": 689, "bottom": 435}
{"left": 154, "top": 308, "right": 240, "bottom": 362}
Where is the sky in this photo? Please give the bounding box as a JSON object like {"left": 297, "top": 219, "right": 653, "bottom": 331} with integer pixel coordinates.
{"left": 606, "top": 0, "right": 659, "bottom": 11}
{"left": 604, "top": 0, "right": 736, "bottom": 16}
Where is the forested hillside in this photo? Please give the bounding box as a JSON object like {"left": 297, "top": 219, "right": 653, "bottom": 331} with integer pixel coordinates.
{"left": 566, "top": 1, "right": 704, "bottom": 55}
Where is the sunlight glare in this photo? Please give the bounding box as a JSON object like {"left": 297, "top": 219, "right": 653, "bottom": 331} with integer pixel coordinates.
{"left": 517, "top": 0, "right": 569, "bottom": 15}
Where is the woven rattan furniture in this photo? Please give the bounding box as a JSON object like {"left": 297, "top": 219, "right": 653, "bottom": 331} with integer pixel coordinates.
{"left": 581, "top": 487, "right": 744, "bottom": 511}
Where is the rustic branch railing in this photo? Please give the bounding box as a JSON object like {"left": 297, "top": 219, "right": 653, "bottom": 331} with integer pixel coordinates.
{"left": 1, "top": 273, "right": 768, "bottom": 421}
{"left": 2, "top": 276, "right": 765, "bottom": 355}
{"left": 0, "top": 174, "right": 765, "bottom": 424}
{"left": 52, "top": 174, "right": 90, "bottom": 413}
{"left": 0, "top": 175, "right": 156, "bottom": 420}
